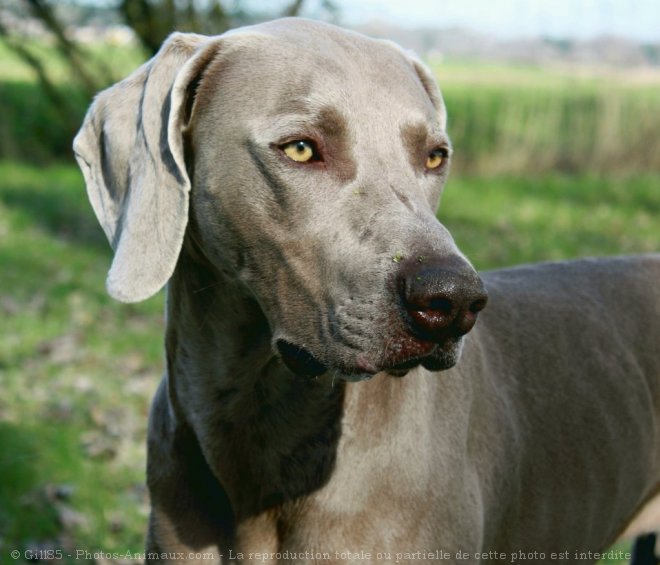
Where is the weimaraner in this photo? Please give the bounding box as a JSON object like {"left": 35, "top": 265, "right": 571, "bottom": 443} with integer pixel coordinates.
{"left": 73, "top": 18, "right": 659, "bottom": 565}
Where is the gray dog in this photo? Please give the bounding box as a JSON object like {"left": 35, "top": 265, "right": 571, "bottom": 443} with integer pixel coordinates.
{"left": 74, "top": 18, "right": 659, "bottom": 565}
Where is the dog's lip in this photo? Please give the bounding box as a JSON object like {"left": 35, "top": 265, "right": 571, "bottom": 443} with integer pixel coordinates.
{"left": 338, "top": 371, "right": 376, "bottom": 383}
{"left": 275, "top": 335, "right": 447, "bottom": 382}
{"left": 380, "top": 335, "right": 437, "bottom": 367}
{"left": 276, "top": 339, "right": 327, "bottom": 377}
{"left": 275, "top": 339, "right": 378, "bottom": 381}
{"left": 345, "top": 346, "right": 438, "bottom": 380}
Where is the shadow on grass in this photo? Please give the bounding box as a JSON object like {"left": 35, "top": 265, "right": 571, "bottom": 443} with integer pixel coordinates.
{"left": 0, "top": 80, "right": 86, "bottom": 163}
{"left": 0, "top": 162, "right": 108, "bottom": 252}
{"left": 0, "top": 422, "right": 61, "bottom": 546}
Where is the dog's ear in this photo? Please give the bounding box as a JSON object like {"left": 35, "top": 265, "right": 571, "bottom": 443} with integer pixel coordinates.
{"left": 383, "top": 42, "right": 448, "bottom": 129}
{"left": 73, "top": 33, "right": 220, "bottom": 303}
{"left": 407, "top": 56, "right": 447, "bottom": 129}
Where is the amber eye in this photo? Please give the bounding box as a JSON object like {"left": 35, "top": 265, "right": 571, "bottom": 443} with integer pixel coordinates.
{"left": 282, "top": 140, "right": 316, "bottom": 163}
{"left": 426, "top": 148, "right": 447, "bottom": 170}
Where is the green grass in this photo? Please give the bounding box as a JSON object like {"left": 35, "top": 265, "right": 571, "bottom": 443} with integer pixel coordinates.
{"left": 426, "top": 58, "right": 660, "bottom": 175}
{"left": 1, "top": 160, "right": 657, "bottom": 562}
{"left": 0, "top": 38, "right": 146, "bottom": 83}
{"left": 440, "top": 79, "right": 660, "bottom": 175}
{"left": 0, "top": 39, "right": 145, "bottom": 163}
{"left": 441, "top": 174, "right": 659, "bottom": 269}
{"left": 432, "top": 58, "right": 660, "bottom": 91}
{"left": 0, "top": 162, "right": 163, "bottom": 558}
{"left": 2, "top": 40, "right": 660, "bottom": 175}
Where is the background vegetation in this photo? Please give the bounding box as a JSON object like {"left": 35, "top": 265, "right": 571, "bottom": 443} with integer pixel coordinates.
{"left": 0, "top": 2, "right": 658, "bottom": 563}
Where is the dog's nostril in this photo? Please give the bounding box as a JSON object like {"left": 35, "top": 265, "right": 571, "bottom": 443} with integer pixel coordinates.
{"left": 427, "top": 297, "right": 454, "bottom": 314}
{"left": 469, "top": 297, "right": 488, "bottom": 314}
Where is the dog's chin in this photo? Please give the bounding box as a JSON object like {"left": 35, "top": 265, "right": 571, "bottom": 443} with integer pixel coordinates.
{"left": 276, "top": 337, "right": 463, "bottom": 382}
{"left": 382, "top": 337, "right": 463, "bottom": 376}
{"left": 420, "top": 347, "right": 462, "bottom": 371}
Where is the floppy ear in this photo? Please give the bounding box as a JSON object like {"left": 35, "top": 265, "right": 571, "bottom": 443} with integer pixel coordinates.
{"left": 73, "top": 32, "right": 220, "bottom": 303}
{"left": 407, "top": 55, "right": 447, "bottom": 129}
{"left": 383, "top": 41, "right": 448, "bottom": 129}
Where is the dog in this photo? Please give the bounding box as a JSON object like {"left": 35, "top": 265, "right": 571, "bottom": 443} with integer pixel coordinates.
{"left": 73, "top": 18, "right": 659, "bottom": 564}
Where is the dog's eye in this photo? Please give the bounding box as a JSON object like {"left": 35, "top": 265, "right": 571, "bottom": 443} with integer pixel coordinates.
{"left": 426, "top": 148, "right": 447, "bottom": 170}
{"left": 282, "top": 140, "right": 316, "bottom": 163}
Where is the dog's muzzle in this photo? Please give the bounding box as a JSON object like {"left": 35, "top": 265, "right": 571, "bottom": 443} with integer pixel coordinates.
{"left": 275, "top": 256, "right": 487, "bottom": 382}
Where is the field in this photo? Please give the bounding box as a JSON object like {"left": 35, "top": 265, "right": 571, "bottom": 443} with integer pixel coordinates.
{"left": 438, "top": 60, "right": 660, "bottom": 176}
{"left": 0, "top": 39, "right": 659, "bottom": 564}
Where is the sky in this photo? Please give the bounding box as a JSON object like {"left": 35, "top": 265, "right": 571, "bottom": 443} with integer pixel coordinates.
{"left": 81, "top": 0, "right": 660, "bottom": 42}
{"left": 330, "top": 0, "right": 660, "bottom": 41}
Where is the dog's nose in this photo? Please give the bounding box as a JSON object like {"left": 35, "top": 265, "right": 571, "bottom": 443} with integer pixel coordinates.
{"left": 398, "top": 257, "right": 488, "bottom": 341}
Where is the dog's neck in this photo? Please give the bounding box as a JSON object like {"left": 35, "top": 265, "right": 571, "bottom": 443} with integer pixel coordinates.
{"left": 164, "top": 237, "right": 346, "bottom": 521}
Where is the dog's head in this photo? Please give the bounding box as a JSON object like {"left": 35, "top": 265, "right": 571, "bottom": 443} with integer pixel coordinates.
{"left": 74, "top": 18, "right": 487, "bottom": 381}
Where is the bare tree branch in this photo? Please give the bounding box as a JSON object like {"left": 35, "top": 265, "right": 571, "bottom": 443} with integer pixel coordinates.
{"left": 0, "top": 18, "right": 76, "bottom": 127}
{"left": 118, "top": 0, "right": 318, "bottom": 55}
{"left": 119, "top": 0, "right": 162, "bottom": 55}
{"left": 283, "top": 0, "right": 305, "bottom": 18}
{"left": 25, "top": 0, "right": 102, "bottom": 95}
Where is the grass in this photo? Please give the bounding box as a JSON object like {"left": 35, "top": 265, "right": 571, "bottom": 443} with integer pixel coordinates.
{"left": 441, "top": 174, "right": 659, "bottom": 268}
{"left": 427, "top": 58, "right": 660, "bottom": 175}
{"left": 439, "top": 75, "right": 660, "bottom": 175}
{"left": 0, "top": 38, "right": 146, "bottom": 84}
{"left": 0, "top": 39, "right": 145, "bottom": 163}
{"left": 2, "top": 39, "right": 660, "bottom": 174}
{"left": 0, "top": 162, "right": 163, "bottom": 558}
{"left": 0, "top": 159, "right": 657, "bottom": 563}
{"left": 433, "top": 58, "right": 660, "bottom": 91}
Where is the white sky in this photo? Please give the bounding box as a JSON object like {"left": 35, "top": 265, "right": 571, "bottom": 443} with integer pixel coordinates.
{"left": 331, "top": 0, "right": 660, "bottom": 41}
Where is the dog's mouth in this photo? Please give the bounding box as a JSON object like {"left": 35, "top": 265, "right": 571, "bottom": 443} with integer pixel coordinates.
{"left": 275, "top": 336, "right": 462, "bottom": 382}
{"left": 276, "top": 340, "right": 374, "bottom": 382}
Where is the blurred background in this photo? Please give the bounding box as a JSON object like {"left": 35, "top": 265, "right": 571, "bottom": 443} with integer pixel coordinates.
{"left": 0, "top": 1, "right": 658, "bottom": 563}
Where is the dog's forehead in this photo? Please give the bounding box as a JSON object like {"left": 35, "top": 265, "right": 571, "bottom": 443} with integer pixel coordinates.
{"left": 212, "top": 19, "right": 441, "bottom": 122}
{"left": 244, "top": 17, "right": 400, "bottom": 63}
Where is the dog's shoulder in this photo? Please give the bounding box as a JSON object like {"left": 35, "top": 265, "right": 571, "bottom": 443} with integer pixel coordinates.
{"left": 475, "top": 254, "right": 660, "bottom": 350}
